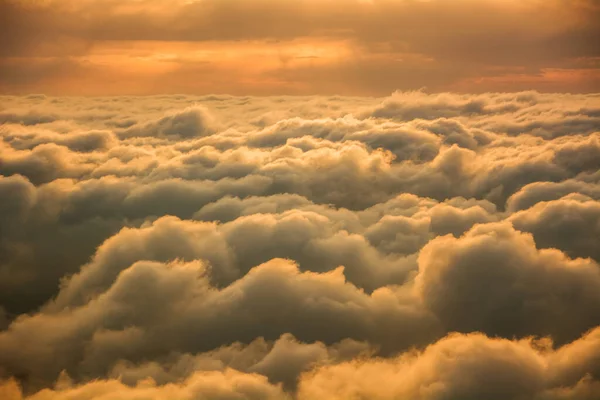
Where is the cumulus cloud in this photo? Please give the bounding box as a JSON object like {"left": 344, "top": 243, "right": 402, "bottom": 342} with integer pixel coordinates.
{"left": 298, "top": 328, "right": 600, "bottom": 400}
{"left": 1, "top": 91, "right": 599, "bottom": 398}
{"left": 0, "top": 124, "right": 117, "bottom": 152}
{"left": 0, "top": 258, "right": 441, "bottom": 393}
{"left": 108, "top": 333, "right": 372, "bottom": 391}
{"left": 0, "top": 369, "right": 290, "bottom": 400}
{"left": 2, "top": 329, "right": 600, "bottom": 399}
{"left": 416, "top": 222, "right": 600, "bottom": 344}
{"left": 120, "top": 106, "right": 220, "bottom": 139}
{"left": 510, "top": 196, "right": 600, "bottom": 262}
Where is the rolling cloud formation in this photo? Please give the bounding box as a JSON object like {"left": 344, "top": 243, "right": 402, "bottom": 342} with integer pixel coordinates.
{"left": 1, "top": 91, "right": 600, "bottom": 399}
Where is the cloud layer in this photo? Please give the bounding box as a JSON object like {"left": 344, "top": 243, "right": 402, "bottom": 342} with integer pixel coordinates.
{"left": 1, "top": 0, "right": 598, "bottom": 95}
{"left": 0, "top": 91, "right": 599, "bottom": 398}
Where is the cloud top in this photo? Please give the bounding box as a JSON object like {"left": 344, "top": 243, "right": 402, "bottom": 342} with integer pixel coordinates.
{"left": 0, "top": 91, "right": 599, "bottom": 398}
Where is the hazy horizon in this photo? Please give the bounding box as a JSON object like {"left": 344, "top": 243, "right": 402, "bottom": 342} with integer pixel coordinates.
{"left": 1, "top": 1, "right": 599, "bottom": 400}
{"left": 1, "top": 0, "right": 599, "bottom": 95}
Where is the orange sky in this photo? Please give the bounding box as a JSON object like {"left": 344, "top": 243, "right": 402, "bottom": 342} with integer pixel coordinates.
{"left": 1, "top": 0, "right": 599, "bottom": 95}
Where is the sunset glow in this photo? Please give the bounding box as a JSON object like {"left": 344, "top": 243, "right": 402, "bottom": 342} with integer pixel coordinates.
{"left": 1, "top": 0, "right": 598, "bottom": 94}
{"left": 1, "top": 1, "right": 599, "bottom": 399}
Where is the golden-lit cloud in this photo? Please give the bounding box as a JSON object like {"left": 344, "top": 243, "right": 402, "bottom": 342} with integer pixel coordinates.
{"left": 0, "top": 89, "right": 599, "bottom": 398}
{"left": 1, "top": 0, "right": 598, "bottom": 94}
{"left": 1, "top": 2, "right": 599, "bottom": 399}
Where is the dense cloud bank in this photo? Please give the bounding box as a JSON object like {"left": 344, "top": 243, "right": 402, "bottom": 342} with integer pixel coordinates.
{"left": 1, "top": 91, "right": 599, "bottom": 399}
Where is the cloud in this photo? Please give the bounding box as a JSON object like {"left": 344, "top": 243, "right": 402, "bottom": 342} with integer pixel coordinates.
{"left": 1, "top": 91, "right": 600, "bottom": 398}
{"left": 1, "top": 1, "right": 599, "bottom": 94}
{"left": 510, "top": 196, "right": 600, "bottom": 262}
{"left": 1, "top": 127, "right": 116, "bottom": 153}
{"left": 0, "top": 369, "right": 290, "bottom": 400}
{"left": 368, "top": 91, "right": 511, "bottom": 121}
{"left": 506, "top": 179, "right": 600, "bottom": 212}
{"left": 3, "top": 329, "right": 600, "bottom": 399}
{"left": 416, "top": 222, "right": 600, "bottom": 344}
{"left": 0, "top": 259, "right": 440, "bottom": 390}
{"left": 1, "top": 222, "right": 598, "bottom": 392}
{"left": 109, "top": 333, "right": 372, "bottom": 391}
{"left": 120, "top": 106, "right": 220, "bottom": 139}
{"left": 298, "top": 328, "right": 600, "bottom": 400}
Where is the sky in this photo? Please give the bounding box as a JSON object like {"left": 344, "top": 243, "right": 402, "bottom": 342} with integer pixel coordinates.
{"left": 1, "top": 0, "right": 599, "bottom": 95}
{"left": 1, "top": 2, "right": 600, "bottom": 400}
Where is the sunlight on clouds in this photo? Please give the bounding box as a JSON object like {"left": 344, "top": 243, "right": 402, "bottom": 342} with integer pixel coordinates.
{"left": 0, "top": 90, "right": 599, "bottom": 399}
{"left": 0, "top": 1, "right": 599, "bottom": 396}
{"left": 1, "top": 0, "right": 598, "bottom": 94}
